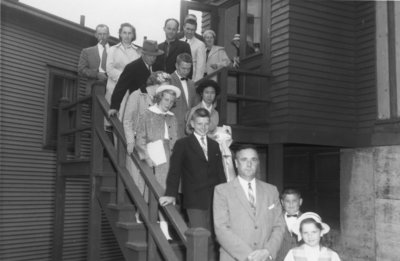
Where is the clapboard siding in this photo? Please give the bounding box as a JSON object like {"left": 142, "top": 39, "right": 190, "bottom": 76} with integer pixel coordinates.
{"left": 355, "top": 1, "right": 376, "bottom": 133}
{"left": 0, "top": 2, "right": 120, "bottom": 260}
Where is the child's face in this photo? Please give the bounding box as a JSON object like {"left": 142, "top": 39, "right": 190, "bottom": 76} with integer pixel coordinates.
{"left": 301, "top": 223, "right": 322, "bottom": 247}
{"left": 281, "top": 194, "right": 302, "bottom": 215}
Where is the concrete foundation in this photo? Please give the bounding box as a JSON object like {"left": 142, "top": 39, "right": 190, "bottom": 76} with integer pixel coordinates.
{"left": 341, "top": 146, "right": 400, "bottom": 261}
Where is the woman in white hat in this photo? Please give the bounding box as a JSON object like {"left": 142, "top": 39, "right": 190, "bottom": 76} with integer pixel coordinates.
{"left": 284, "top": 212, "right": 341, "bottom": 261}
{"left": 135, "top": 84, "right": 181, "bottom": 241}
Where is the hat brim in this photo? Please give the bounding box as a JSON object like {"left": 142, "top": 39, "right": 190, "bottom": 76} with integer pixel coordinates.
{"left": 142, "top": 49, "right": 164, "bottom": 56}
{"left": 156, "top": 85, "right": 181, "bottom": 98}
{"left": 292, "top": 214, "right": 330, "bottom": 241}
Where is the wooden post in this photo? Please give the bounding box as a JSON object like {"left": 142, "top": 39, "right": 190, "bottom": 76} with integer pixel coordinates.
{"left": 268, "top": 143, "right": 284, "bottom": 192}
{"left": 88, "top": 82, "right": 105, "bottom": 261}
{"left": 185, "top": 227, "right": 210, "bottom": 261}
{"left": 52, "top": 98, "right": 69, "bottom": 261}
{"left": 219, "top": 68, "right": 228, "bottom": 124}
{"left": 147, "top": 186, "right": 158, "bottom": 261}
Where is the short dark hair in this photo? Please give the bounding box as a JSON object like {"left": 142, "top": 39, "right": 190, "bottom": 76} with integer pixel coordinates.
{"left": 191, "top": 108, "right": 210, "bottom": 121}
{"left": 118, "top": 23, "right": 136, "bottom": 41}
{"left": 176, "top": 53, "right": 192, "bottom": 65}
{"left": 164, "top": 18, "right": 179, "bottom": 29}
{"left": 184, "top": 18, "right": 197, "bottom": 27}
{"left": 234, "top": 144, "right": 258, "bottom": 160}
{"left": 281, "top": 188, "right": 302, "bottom": 200}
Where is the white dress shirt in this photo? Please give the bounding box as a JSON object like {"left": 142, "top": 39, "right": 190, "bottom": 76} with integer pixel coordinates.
{"left": 181, "top": 36, "right": 206, "bottom": 81}
{"left": 176, "top": 71, "right": 189, "bottom": 105}
{"left": 284, "top": 212, "right": 300, "bottom": 233}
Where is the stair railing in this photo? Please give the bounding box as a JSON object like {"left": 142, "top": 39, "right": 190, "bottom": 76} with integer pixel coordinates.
{"left": 90, "top": 82, "right": 210, "bottom": 261}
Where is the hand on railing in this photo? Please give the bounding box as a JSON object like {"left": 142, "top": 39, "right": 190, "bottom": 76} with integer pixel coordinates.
{"left": 145, "top": 158, "right": 155, "bottom": 168}
{"left": 159, "top": 196, "right": 176, "bottom": 206}
{"left": 108, "top": 109, "right": 118, "bottom": 118}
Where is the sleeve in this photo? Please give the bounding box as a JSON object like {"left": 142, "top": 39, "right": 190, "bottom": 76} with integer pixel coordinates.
{"left": 106, "top": 47, "right": 123, "bottom": 82}
{"left": 164, "top": 139, "right": 184, "bottom": 198}
{"left": 110, "top": 64, "right": 132, "bottom": 110}
{"left": 135, "top": 113, "right": 149, "bottom": 160}
{"left": 213, "top": 185, "right": 253, "bottom": 261}
{"left": 193, "top": 42, "right": 206, "bottom": 81}
{"left": 283, "top": 249, "right": 295, "bottom": 261}
{"left": 263, "top": 186, "right": 286, "bottom": 259}
{"left": 78, "top": 49, "right": 98, "bottom": 79}
{"left": 215, "top": 143, "right": 227, "bottom": 184}
{"left": 123, "top": 92, "right": 139, "bottom": 144}
{"left": 216, "top": 49, "right": 232, "bottom": 68}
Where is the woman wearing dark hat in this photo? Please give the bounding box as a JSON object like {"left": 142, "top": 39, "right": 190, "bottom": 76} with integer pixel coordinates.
{"left": 185, "top": 79, "right": 220, "bottom": 136}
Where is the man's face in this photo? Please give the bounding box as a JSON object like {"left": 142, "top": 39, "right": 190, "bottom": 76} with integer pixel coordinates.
{"left": 96, "top": 27, "right": 109, "bottom": 45}
{"left": 235, "top": 148, "right": 259, "bottom": 181}
{"left": 176, "top": 61, "right": 192, "bottom": 77}
{"left": 190, "top": 116, "right": 210, "bottom": 136}
{"left": 281, "top": 194, "right": 302, "bottom": 215}
{"left": 164, "top": 20, "right": 178, "bottom": 41}
{"left": 183, "top": 23, "right": 196, "bottom": 40}
{"left": 142, "top": 54, "right": 157, "bottom": 66}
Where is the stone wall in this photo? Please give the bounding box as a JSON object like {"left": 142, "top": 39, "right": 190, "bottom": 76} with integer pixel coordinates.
{"left": 341, "top": 146, "right": 400, "bottom": 261}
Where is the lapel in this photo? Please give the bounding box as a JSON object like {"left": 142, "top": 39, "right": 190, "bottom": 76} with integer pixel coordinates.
{"left": 209, "top": 46, "right": 218, "bottom": 58}
{"left": 232, "top": 178, "right": 256, "bottom": 220}
{"left": 172, "top": 72, "right": 189, "bottom": 108}
{"left": 255, "top": 180, "right": 267, "bottom": 220}
{"left": 189, "top": 134, "right": 208, "bottom": 161}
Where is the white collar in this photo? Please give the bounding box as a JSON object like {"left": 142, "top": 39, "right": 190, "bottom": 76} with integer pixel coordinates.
{"left": 201, "top": 101, "right": 213, "bottom": 112}
{"left": 148, "top": 104, "right": 174, "bottom": 115}
{"left": 97, "top": 43, "right": 109, "bottom": 48}
{"left": 238, "top": 176, "right": 256, "bottom": 187}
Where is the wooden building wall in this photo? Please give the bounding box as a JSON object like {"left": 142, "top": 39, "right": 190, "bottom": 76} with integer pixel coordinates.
{"left": 0, "top": 2, "right": 121, "bottom": 260}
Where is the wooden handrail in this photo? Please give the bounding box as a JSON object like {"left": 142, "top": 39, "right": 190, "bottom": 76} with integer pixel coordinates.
{"left": 228, "top": 68, "right": 270, "bottom": 78}
{"left": 60, "top": 95, "right": 91, "bottom": 110}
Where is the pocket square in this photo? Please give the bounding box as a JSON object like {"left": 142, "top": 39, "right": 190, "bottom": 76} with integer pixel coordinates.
{"left": 268, "top": 204, "right": 275, "bottom": 210}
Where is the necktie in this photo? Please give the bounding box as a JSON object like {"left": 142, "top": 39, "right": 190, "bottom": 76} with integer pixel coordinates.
{"left": 101, "top": 45, "right": 107, "bottom": 72}
{"left": 165, "top": 42, "right": 170, "bottom": 57}
{"left": 206, "top": 49, "right": 210, "bottom": 62}
{"left": 248, "top": 183, "right": 255, "bottom": 209}
{"left": 200, "top": 136, "right": 208, "bottom": 160}
{"left": 149, "top": 65, "right": 152, "bottom": 73}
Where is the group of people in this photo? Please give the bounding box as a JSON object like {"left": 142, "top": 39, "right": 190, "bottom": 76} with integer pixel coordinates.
{"left": 77, "top": 15, "right": 340, "bottom": 261}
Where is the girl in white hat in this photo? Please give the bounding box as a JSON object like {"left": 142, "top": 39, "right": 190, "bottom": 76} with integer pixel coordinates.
{"left": 284, "top": 212, "right": 341, "bottom": 261}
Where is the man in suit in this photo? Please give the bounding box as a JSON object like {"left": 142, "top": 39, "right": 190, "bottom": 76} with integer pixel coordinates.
{"left": 180, "top": 18, "right": 206, "bottom": 82}
{"left": 78, "top": 24, "right": 110, "bottom": 94}
{"left": 160, "top": 108, "right": 226, "bottom": 261}
{"left": 275, "top": 188, "right": 303, "bottom": 261}
{"left": 153, "top": 18, "right": 191, "bottom": 76}
{"left": 177, "top": 14, "right": 204, "bottom": 42}
{"left": 213, "top": 145, "right": 285, "bottom": 261}
{"left": 108, "top": 40, "right": 163, "bottom": 117}
{"left": 170, "top": 53, "right": 199, "bottom": 138}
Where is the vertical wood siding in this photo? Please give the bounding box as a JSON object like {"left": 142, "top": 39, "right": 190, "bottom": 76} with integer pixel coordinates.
{"left": 0, "top": 15, "right": 121, "bottom": 261}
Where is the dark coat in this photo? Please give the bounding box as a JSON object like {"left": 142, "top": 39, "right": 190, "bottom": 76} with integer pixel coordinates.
{"left": 153, "top": 39, "right": 191, "bottom": 75}
{"left": 110, "top": 57, "right": 150, "bottom": 111}
{"left": 165, "top": 134, "right": 226, "bottom": 210}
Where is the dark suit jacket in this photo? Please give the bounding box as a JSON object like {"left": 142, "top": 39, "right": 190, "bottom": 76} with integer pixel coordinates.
{"left": 165, "top": 134, "right": 226, "bottom": 210}
{"left": 110, "top": 57, "right": 150, "bottom": 111}
{"left": 153, "top": 39, "right": 191, "bottom": 75}
{"left": 78, "top": 45, "right": 103, "bottom": 93}
{"left": 170, "top": 71, "right": 199, "bottom": 138}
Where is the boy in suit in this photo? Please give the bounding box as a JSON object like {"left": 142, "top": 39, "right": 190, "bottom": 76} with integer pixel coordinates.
{"left": 160, "top": 108, "right": 226, "bottom": 261}
{"left": 213, "top": 145, "right": 285, "bottom": 261}
{"left": 275, "top": 188, "right": 303, "bottom": 261}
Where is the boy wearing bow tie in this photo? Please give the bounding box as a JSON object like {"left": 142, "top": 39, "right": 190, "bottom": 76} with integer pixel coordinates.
{"left": 276, "top": 188, "right": 303, "bottom": 261}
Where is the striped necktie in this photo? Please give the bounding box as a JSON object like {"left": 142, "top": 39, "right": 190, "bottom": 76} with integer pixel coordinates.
{"left": 100, "top": 45, "right": 107, "bottom": 71}
{"left": 200, "top": 136, "right": 208, "bottom": 160}
{"left": 248, "top": 183, "right": 255, "bottom": 209}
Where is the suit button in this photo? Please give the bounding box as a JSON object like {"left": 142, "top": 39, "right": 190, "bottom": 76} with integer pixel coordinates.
{"left": 254, "top": 226, "right": 258, "bottom": 229}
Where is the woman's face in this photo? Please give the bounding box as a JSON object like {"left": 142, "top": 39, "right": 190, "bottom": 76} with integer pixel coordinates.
{"left": 158, "top": 91, "right": 176, "bottom": 112}
{"left": 202, "top": 87, "right": 216, "bottom": 106}
{"left": 204, "top": 34, "right": 215, "bottom": 48}
{"left": 120, "top": 26, "right": 134, "bottom": 44}
{"left": 300, "top": 222, "right": 322, "bottom": 247}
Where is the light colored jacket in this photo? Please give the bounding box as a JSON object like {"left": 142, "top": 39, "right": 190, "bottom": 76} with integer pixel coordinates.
{"left": 205, "top": 45, "right": 231, "bottom": 77}
{"left": 214, "top": 178, "right": 285, "bottom": 261}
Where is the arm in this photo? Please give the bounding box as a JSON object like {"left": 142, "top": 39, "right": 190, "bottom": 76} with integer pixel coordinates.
{"left": 106, "top": 47, "right": 123, "bottom": 82}
{"left": 78, "top": 49, "right": 98, "bottom": 79}
{"left": 262, "top": 187, "right": 286, "bottom": 259}
{"left": 194, "top": 42, "right": 206, "bottom": 81}
{"left": 164, "top": 139, "right": 184, "bottom": 198}
{"left": 123, "top": 92, "right": 139, "bottom": 154}
{"left": 110, "top": 64, "right": 133, "bottom": 110}
{"left": 135, "top": 113, "right": 150, "bottom": 161}
{"left": 216, "top": 49, "right": 232, "bottom": 68}
{"left": 213, "top": 185, "right": 253, "bottom": 261}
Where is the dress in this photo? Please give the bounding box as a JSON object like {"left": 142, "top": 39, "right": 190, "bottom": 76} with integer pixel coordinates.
{"left": 284, "top": 244, "right": 341, "bottom": 261}
{"left": 123, "top": 88, "right": 154, "bottom": 194}
{"left": 135, "top": 105, "right": 178, "bottom": 189}
{"left": 106, "top": 42, "right": 141, "bottom": 119}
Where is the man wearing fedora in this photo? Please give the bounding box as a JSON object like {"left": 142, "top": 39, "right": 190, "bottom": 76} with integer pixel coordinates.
{"left": 108, "top": 40, "right": 164, "bottom": 117}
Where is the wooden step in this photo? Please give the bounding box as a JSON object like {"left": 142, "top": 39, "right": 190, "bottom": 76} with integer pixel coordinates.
{"left": 108, "top": 203, "right": 136, "bottom": 222}
{"left": 125, "top": 240, "right": 185, "bottom": 261}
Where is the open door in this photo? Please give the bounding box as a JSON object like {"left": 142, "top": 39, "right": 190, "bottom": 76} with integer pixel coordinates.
{"left": 180, "top": 1, "right": 219, "bottom": 37}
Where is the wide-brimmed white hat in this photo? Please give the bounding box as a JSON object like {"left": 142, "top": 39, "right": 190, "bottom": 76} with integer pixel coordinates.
{"left": 292, "top": 212, "right": 330, "bottom": 241}
{"left": 155, "top": 84, "right": 181, "bottom": 98}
